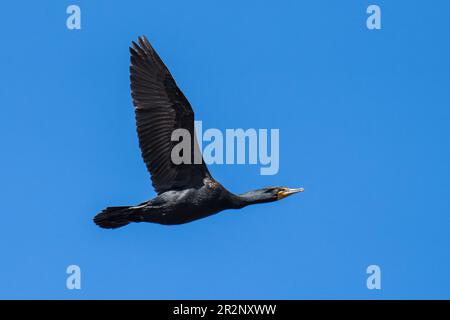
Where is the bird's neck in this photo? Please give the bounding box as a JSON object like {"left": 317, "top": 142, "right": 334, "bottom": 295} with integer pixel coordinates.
{"left": 227, "top": 191, "right": 273, "bottom": 209}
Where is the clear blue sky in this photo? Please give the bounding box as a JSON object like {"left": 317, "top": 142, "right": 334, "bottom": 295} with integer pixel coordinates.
{"left": 0, "top": 0, "right": 449, "bottom": 299}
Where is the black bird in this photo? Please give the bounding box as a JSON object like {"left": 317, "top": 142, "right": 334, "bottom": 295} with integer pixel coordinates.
{"left": 94, "top": 36, "right": 304, "bottom": 229}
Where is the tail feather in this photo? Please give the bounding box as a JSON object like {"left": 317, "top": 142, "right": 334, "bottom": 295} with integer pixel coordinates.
{"left": 94, "top": 206, "right": 134, "bottom": 229}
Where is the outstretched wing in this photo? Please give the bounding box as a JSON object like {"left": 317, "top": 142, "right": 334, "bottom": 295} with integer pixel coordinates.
{"left": 129, "top": 36, "right": 211, "bottom": 194}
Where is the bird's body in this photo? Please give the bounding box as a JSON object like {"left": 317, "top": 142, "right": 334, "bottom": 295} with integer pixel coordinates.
{"left": 134, "top": 178, "right": 236, "bottom": 225}
{"left": 94, "top": 36, "right": 303, "bottom": 229}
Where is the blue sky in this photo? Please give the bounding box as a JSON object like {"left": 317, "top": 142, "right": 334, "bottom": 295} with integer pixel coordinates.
{"left": 0, "top": 0, "right": 449, "bottom": 299}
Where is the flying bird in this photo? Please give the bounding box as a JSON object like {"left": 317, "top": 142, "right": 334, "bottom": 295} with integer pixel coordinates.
{"left": 94, "top": 36, "right": 303, "bottom": 228}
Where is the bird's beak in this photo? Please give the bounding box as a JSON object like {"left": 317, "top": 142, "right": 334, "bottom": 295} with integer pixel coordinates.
{"left": 277, "top": 187, "right": 304, "bottom": 200}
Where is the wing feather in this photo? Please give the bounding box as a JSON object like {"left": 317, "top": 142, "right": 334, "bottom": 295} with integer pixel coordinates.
{"left": 129, "top": 36, "right": 211, "bottom": 194}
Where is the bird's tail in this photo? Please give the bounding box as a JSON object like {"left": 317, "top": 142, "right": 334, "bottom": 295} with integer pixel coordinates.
{"left": 93, "top": 206, "right": 136, "bottom": 229}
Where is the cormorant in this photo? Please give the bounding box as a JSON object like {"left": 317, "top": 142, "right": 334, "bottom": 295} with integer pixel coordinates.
{"left": 94, "top": 36, "right": 304, "bottom": 228}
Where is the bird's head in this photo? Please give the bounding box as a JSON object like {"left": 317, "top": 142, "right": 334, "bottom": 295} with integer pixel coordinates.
{"left": 240, "top": 186, "right": 304, "bottom": 205}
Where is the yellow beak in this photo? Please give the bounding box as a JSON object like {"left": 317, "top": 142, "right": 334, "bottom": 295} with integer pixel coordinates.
{"left": 277, "top": 187, "right": 304, "bottom": 200}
